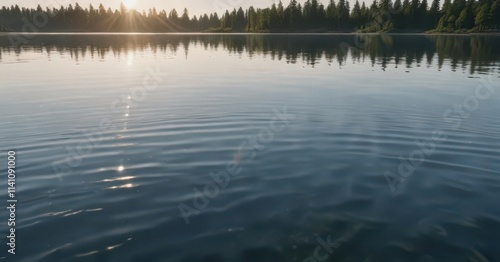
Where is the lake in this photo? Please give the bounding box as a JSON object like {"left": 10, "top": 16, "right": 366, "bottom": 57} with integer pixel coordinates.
{"left": 0, "top": 34, "right": 499, "bottom": 261}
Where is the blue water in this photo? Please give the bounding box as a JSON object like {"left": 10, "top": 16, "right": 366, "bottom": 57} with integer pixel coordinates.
{"left": 1, "top": 34, "right": 500, "bottom": 261}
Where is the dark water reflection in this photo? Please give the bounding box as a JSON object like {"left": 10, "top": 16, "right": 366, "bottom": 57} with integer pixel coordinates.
{"left": 1, "top": 34, "right": 500, "bottom": 74}
{"left": 0, "top": 34, "right": 500, "bottom": 261}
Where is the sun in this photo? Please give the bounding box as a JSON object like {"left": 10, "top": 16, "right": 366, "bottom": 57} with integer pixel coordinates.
{"left": 123, "top": 0, "right": 136, "bottom": 9}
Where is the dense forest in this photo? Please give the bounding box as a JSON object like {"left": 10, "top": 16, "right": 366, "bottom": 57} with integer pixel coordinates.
{"left": 0, "top": 0, "right": 499, "bottom": 33}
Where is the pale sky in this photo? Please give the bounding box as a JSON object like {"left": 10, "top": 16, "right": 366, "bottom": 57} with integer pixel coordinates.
{"left": 2, "top": 0, "right": 362, "bottom": 18}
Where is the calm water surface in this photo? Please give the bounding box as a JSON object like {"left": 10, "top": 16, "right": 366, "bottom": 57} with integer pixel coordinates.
{"left": 1, "top": 34, "right": 500, "bottom": 261}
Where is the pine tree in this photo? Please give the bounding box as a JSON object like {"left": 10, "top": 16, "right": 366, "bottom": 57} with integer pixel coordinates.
{"left": 419, "top": 0, "right": 429, "bottom": 26}
{"left": 352, "top": 0, "right": 363, "bottom": 27}
{"left": 181, "top": 8, "right": 190, "bottom": 30}
{"left": 277, "top": 0, "right": 285, "bottom": 28}
{"left": 475, "top": 2, "right": 490, "bottom": 29}
{"left": 429, "top": 0, "right": 441, "bottom": 27}
{"left": 326, "top": 0, "right": 337, "bottom": 30}
{"left": 489, "top": 0, "right": 499, "bottom": 28}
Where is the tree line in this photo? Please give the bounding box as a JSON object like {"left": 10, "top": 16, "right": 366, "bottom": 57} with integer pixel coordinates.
{"left": 0, "top": 0, "right": 499, "bottom": 33}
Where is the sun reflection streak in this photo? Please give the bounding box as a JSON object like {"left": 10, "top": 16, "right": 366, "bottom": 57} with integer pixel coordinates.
{"left": 126, "top": 52, "right": 134, "bottom": 65}
{"left": 106, "top": 243, "right": 123, "bottom": 250}
{"left": 76, "top": 238, "right": 133, "bottom": 257}
{"left": 101, "top": 176, "right": 135, "bottom": 182}
{"left": 107, "top": 183, "right": 136, "bottom": 189}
